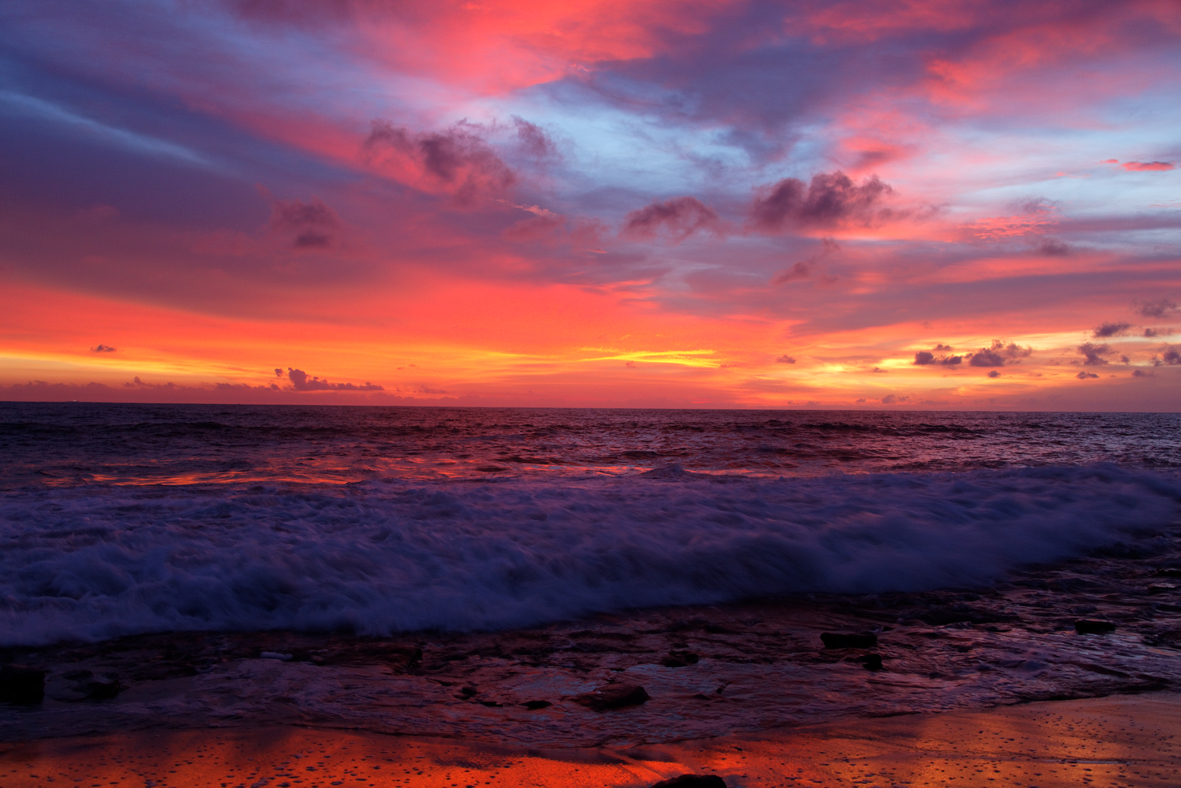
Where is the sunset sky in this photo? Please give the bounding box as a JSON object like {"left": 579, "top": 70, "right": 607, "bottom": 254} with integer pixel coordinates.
{"left": 2, "top": 0, "right": 1179, "bottom": 409}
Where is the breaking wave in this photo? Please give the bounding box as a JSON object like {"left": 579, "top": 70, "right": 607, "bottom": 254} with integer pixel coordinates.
{"left": 1, "top": 464, "right": 1178, "bottom": 645}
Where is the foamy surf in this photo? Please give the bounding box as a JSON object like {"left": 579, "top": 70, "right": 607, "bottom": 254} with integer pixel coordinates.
{"left": 1, "top": 464, "right": 1177, "bottom": 646}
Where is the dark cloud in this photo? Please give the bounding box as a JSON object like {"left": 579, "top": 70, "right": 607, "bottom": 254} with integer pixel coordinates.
{"left": 881, "top": 393, "right": 909, "bottom": 405}
{"left": 1143, "top": 327, "right": 1174, "bottom": 337}
{"left": 286, "top": 367, "right": 383, "bottom": 391}
{"left": 1077, "top": 342, "right": 1112, "bottom": 366}
{"left": 988, "top": 370, "right": 1001, "bottom": 378}
{"left": 934, "top": 343, "right": 953, "bottom": 351}
{"left": 1093, "top": 321, "right": 1131, "bottom": 338}
{"left": 749, "top": 171, "right": 893, "bottom": 233}
{"left": 776, "top": 354, "right": 796, "bottom": 364}
{"left": 512, "top": 116, "right": 558, "bottom": 160}
{"left": 365, "top": 120, "right": 515, "bottom": 205}
{"left": 1076, "top": 371, "right": 1099, "bottom": 379}
{"left": 1135, "top": 297, "right": 1177, "bottom": 319}
{"left": 91, "top": 344, "right": 116, "bottom": 352}
{"left": 1132, "top": 369, "right": 1154, "bottom": 378}
{"left": 914, "top": 350, "right": 961, "bottom": 366}
{"left": 1158, "top": 345, "right": 1181, "bottom": 366}
{"left": 274, "top": 368, "right": 284, "bottom": 376}
{"left": 267, "top": 195, "right": 341, "bottom": 249}
{"left": 1034, "top": 237, "right": 1071, "bottom": 256}
{"left": 969, "top": 350, "right": 1005, "bottom": 367}
{"left": 967, "top": 340, "right": 1033, "bottom": 368}
{"left": 622, "top": 196, "right": 720, "bottom": 243}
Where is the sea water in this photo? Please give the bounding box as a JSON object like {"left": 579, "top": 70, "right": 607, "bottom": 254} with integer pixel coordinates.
{"left": 1, "top": 403, "right": 1179, "bottom": 645}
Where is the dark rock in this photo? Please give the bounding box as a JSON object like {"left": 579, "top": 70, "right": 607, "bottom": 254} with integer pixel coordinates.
{"left": 821, "top": 632, "right": 877, "bottom": 649}
{"left": 85, "top": 673, "right": 121, "bottom": 699}
{"left": 571, "top": 682, "right": 650, "bottom": 711}
{"left": 0, "top": 665, "right": 45, "bottom": 704}
{"left": 660, "top": 651, "right": 700, "bottom": 668}
{"left": 1075, "top": 619, "right": 1117, "bottom": 635}
{"left": 522, "top": 700, "right": 551, "bottom": 710}
{"left": 858, "top": 653, "right": 883, "bottom": 671}
{"left": 650, "top": 774, "right": 727, "bottom": 788}
{"left": 1148, "top": 583, "right": 1177, "bottom": 595}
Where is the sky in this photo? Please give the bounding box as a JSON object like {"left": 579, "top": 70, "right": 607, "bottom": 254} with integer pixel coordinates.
{"left": 1, "top": 0, "right": 1179, "bottom": 410}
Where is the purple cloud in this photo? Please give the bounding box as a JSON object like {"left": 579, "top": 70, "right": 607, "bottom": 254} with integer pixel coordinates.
{"left": 286, "top": 368, "right": 383, "bottom": 391}
{"left": 622, "top": 196, "right": 720, "bottom": 243}
{"left": 1077, "top": 342, "right": 1112, "bottom": 366}
{"left": 1092, "top": 321, "right": 1131, "bottom": 338}
{"left": 750, "top": 171, "right": 893, "bottom": 232}
{"left": 967, "top": 340, "right": 1033, "bottom": 368}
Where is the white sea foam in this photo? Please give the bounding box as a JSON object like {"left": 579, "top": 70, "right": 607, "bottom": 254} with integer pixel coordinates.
{"left": 1, "top": 465, "right": 1178, "bottom": 646}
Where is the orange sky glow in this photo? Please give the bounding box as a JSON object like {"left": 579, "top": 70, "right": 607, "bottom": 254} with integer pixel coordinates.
{"left": 2, "top": 0, "right": 1179, "bottom": 409}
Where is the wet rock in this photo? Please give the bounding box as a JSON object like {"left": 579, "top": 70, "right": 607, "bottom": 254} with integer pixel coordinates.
{"left": 821, "top": 632, "right": 877, "bottom": 649}
{"left": 522, "top": 700, "right": 551, "bottom": 710}
{"left": 660, "top": 651, "right": 700, "bottom": 668}
{"left": 650, "top": 775, "right": 727, "bottom": 788}
{"left": 1075, "top": 619, "right": 1117, "bottom": 635}
{"left": 0, "top": 665, "right": 45, "bottom": 704}
{"left": 571, "top": 682, "right": 650, "bottom": 711}
{"left": 858, "top": 653, "right": 884, "bottom": 671}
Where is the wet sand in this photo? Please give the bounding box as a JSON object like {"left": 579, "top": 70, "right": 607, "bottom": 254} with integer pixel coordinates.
{"left": 1, "top": 692, "right": 1179, "bottom": 787}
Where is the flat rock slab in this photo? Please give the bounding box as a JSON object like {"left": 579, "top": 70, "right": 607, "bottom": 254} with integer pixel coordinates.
{"left": 572, "top": 683, "right": 651, "bottom": 711}
{"left": 2, "top": 693, "right": 1179, "bottom": 787}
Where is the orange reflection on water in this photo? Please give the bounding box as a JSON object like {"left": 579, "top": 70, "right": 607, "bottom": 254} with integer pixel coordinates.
{"left": 4, "top": 693, "right": 1181, "bottom": 787}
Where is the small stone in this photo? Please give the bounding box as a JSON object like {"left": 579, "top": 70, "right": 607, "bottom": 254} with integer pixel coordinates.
{"left": 650, "top": 775, "right": 727, "bottom": 788}
{"left": 0, "top": 665, "right": 45, "bottom": 704}
{"left": 1075, "top": 619, "right": 1117, "bottom": 635}
{"left": 522, "top": 700, "right": 551, "bottom": 710}
{"left": 859, "top": 653, "right": 884, "bottom": 671}
{"left": 821, "top": 632, "right": 877, "bottom": 649}
{"left": 571, "top": 682, "right": 650, "bottom": 711}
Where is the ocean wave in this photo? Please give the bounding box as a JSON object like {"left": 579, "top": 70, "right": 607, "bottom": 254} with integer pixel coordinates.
{"left": 0, "top": 464, "right": 1177, "bottom": 646}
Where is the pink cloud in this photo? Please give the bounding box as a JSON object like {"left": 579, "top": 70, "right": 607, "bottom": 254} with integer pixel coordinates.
{"left": 1121, "top": 161, "right": 1175, "bottom": 171}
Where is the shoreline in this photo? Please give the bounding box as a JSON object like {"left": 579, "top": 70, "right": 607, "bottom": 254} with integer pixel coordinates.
{"left": 4, "top": 532, "right": 1181, "bottom": 747}
{"left": 2, "top": 692, "right": 1179, "bottom": 787}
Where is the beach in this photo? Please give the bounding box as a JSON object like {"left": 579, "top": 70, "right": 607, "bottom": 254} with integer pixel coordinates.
{"left": 2, "top": 692, "right": 1180, "bottom": 787}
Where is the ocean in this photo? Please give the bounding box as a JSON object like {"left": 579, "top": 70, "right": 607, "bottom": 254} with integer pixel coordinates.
{"left": 2, "top": 403, "right": 1179, "bottom": 647}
